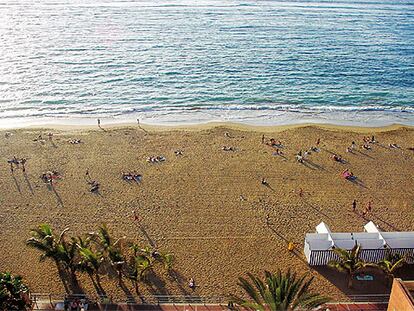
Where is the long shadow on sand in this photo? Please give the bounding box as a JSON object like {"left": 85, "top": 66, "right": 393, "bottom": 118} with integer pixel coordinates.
{"left": 57, "top": 266, "right": 84, "bottom": 295}
{"left": 145, "top": 271, "right": 170, "bottom": 297}
{"left": 119, "top": 279, "right": 136, "bottom": 303}
{"left": 168, "top": 269, "right": 191, "bottom": 296}
{"left": 50, "top": 184, "right": 64, "bottom": 207}
{"left": 11, "top": 171, "right": 21, "bottom": 193}
{"left": 359, "top": 213, "right": 401, "bottom": 231}
{"left": 139, "top": 225, "right": 157, "bottom": 248}
{"left": 301, "top": 159, "right": 326, "bottom": 171}
{"left": 301, "top": 199, "right": 333, "bottom": 221}
{"left": 266, "top": 220, "right": 309, "bottom": 265}
{"left": 355, "top": 150, "right": 375, "bottom": 160}
{"left": 23, "top": 171, "right": 34, "bottom": 194}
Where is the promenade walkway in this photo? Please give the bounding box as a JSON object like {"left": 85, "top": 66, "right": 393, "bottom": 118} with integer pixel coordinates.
{"left": 32, "top": 301, "right": 388, "bottom": 311}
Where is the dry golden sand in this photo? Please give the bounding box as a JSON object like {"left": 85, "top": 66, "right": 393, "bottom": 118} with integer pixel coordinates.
{"left": 0, "top": 123, "right": 413, "bottom": 301}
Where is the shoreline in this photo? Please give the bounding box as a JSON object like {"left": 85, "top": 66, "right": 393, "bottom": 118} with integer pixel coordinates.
{"left": 2, "top": 120, "right": 413, "bottom": 134}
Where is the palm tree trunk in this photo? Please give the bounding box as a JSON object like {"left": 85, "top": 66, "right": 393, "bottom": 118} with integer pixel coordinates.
{"left": 348, "top": 273, "right": 353, "bottom": 288}
{"left": 117, "top": 269, "right": 122, "bottom": 284}
{"left": 386, "top": 274, "right": 393, "bottom": 288}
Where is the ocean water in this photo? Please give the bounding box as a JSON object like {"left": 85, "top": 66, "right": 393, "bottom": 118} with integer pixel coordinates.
{"left": 0, "top": 0, "right": 413, "bottom": 128}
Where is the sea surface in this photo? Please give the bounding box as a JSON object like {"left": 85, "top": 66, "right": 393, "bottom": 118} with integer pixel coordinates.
{"left": 0, "top": 0, "right": 414, "bottom": 128}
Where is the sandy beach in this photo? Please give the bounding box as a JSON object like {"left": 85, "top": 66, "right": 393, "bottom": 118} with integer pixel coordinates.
{"left": 0, "top": 122, "right": 413, "bottom": 302}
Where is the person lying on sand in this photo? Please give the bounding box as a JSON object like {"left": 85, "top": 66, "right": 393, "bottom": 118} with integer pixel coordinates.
{"left": 266, "top": 138, "right": 283, "bottom": 148}
{"left": 33, "top": 135, "right": 45, "bottom": 144}
{"left": 389, "top": 143, "right": 400, "bottom": 149}
{"left": 222, "top": 146, "right": 235, "bottom": 151}
{"left": 147, "top": 156, "right": 166, "bottom": 163}
{"left": 122, "top": 172, "right": 142, "bottom": 182}
{"left": 68, "top": 139, "right": 82, "bottom": 144}
{"left": 332, "top": 154, "right": 345, "bottom": 163}
{"left": 174, "top": 150, "right": 183, "bottom": 156}
{"left": 341, "top": 169, "right": 356, "bottom": 180}
{"left": 296, "top": 151, "right": 304, "bottom": 163}
{"left": 362, "top": 144, "right": 371, "bottom": 150}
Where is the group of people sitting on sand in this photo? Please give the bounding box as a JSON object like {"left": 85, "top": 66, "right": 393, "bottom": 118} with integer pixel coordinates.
{"left": 7, "top": 156, "right": 27, "bottom": 172}
{"left": 122, "top": 172, "right": 142, "bottom": 183}
{"left": 362, "top": 136, "right": 377, "bottom": 150}
{"left": 33, "top": 133, "right": 54, "bottom": 144}
{"left": 296, "top": 151, "right": 305, "bottom": 163}
{"left": 346, "top": 141, "right": 357, "bottom": 153}
{"left": 296, "top": 150, "right": 313, "bottom": 163}
{"left": 41, "top": 171, "right": 61, "bottom": 184}
{"left": 146, "top": 155, "right": 166, "bottom": 163}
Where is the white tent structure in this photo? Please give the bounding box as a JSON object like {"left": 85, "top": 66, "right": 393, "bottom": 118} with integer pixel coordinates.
{"left": 304, "top": 221, "right": 414, "bottom": 265}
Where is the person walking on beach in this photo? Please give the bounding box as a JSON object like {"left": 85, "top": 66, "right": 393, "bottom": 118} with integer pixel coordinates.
{"left": 265, "top": 214, "right": 270, "bottom": 226}
{"left": 133, "top": 210, "right": 141, "bottom": 223}
{"left": 367, "top": 201, "right": 372, "bottom": 213}
{"left": 189, "top": 278, "right": 196, "bottom": 290}
{"left": 261, "top": 134, "right": 265, "bottom": 144}
{"left": 352, "top": 199, "right": 357, "bottom": 212}
{"left": 97, "top": 119, "right": 101, "bottom": 128}
{"left": 362, "top": 208, "right": 367, "bottom": 217}
{"left": 21, "top": 158, "right": 27, "bottom": 173}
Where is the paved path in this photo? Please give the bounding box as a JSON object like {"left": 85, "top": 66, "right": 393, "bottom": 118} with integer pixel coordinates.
{"left": 32, "top": 300, "right": 389, "bottom": 311}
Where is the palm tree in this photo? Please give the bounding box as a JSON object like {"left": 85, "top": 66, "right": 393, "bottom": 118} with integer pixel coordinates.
{"left": 95, "top": 224, "right": 112, "bottom": 253}
{"left": 108, "top": 247, "right": 125, "bottom": 284}
{"left": 328, "top": 244, "right": 366, "bottom": 288}
{"left": 369, "top": 251, "right": 410, "bottom": 287}
{"left": 230, "top": 269, "right": 329, "bottom": 311}
{"left": 159, "top": 252, "right": 174, "bottom": 271}
{"left": 126, "top": 244, "right": 154, "bottom": 295}
{"left": 77, "top": 246, "right": 103, "bottom": 285}
{"left": 26, "top": 224, "right": 74, "bottom": 271}
{"left": 57, "top": 237, "right": 80, "bottom": 279}
{"left": 0, "top": 272, "right": 31, "bottom": 311}
{"left": 26, "top": 224, "right": 69, "bottom": 267}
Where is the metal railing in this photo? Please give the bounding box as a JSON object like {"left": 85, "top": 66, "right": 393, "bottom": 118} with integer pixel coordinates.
{"left": 30, "top": 292, "right": 226, "bottom": 305}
